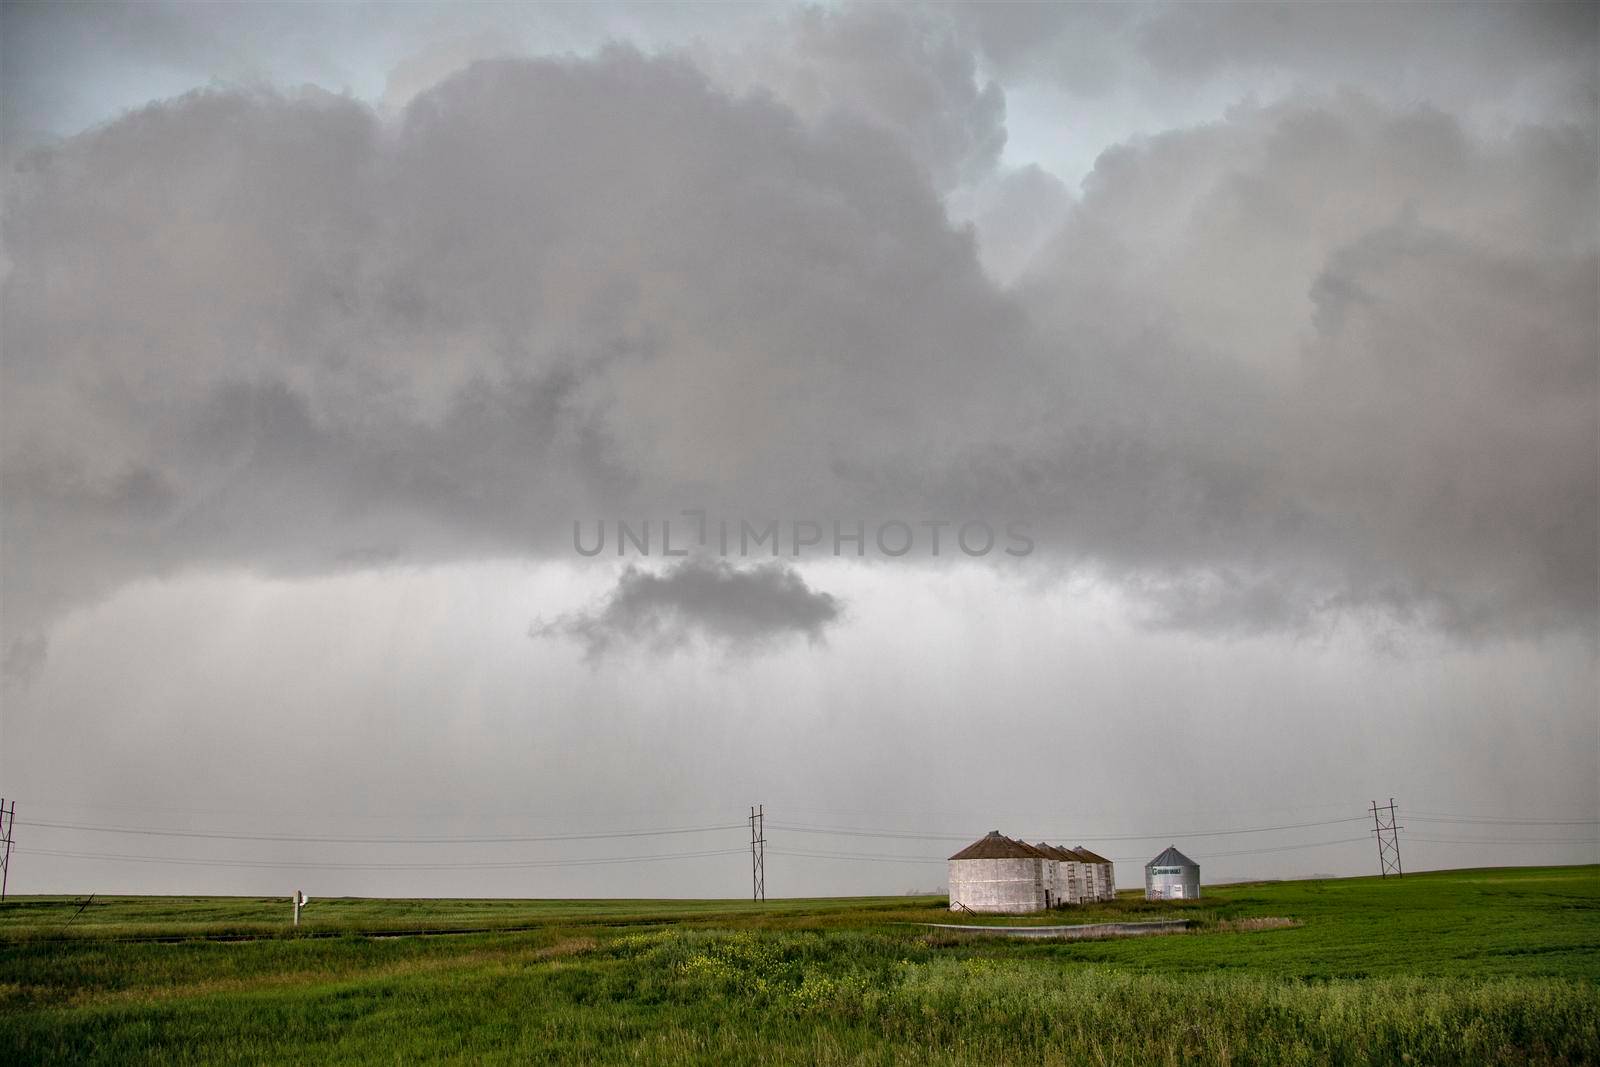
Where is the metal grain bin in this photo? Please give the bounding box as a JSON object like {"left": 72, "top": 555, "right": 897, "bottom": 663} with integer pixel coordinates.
{"left": 1144, "top": 845, "right": 1201, "bottom": 900}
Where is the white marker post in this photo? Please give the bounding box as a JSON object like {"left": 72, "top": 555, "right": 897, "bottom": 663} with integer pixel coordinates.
{"left": 292, "top": 889, "right": 311, "bottom": 927}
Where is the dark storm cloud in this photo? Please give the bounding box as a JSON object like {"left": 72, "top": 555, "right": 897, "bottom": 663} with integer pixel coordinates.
{"left": 532, "top": 557, "right": 842, "bottom": 658}
{"left": 0, "top": 46, "right": 1029, "bottom": 669}
{"left": 1013, "top": 95, "right": 1597, "bottom": 636}
{"left": 1, "top": 21, "right": 1595, "bottom": 673}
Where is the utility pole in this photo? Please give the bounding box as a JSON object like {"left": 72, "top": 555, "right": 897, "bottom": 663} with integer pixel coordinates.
{"left": 1370, "top": 798, "right": 1403, "bottom": 878}
{"left": 749, "top": 804, "right": 764, "bottom": 902}
{"left": 0, "top": 798, "right": 14, "bottom": 901}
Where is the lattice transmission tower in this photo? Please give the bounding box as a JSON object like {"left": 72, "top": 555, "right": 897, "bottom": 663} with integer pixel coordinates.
{"left": 1370, "top": 797, "right": 1403, "bottom": 878}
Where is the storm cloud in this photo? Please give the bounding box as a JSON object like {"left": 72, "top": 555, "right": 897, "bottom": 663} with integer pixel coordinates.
{"left": 533, "top": 557, "right": 842, "bottom": 658}
{"left": 0, "top": 46, "right": 1030, "bottom": 669}
{"left": 1, "top": 11, "right": 1595, "bottom": 675}
{"left": 1014, "top": 93, "right": 1598, "bottom": 636}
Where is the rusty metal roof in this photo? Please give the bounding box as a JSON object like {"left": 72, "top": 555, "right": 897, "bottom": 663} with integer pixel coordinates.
{"left": 948, "top": 831, "right": 1047, "bottom": 861}
{"left": 1071, "top": 846, "right": 1113, "bottom": 865}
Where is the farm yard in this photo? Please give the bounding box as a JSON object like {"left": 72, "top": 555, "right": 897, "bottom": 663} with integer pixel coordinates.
{"left": 3, "top": 865, "right": 1597, "bottom": 1065}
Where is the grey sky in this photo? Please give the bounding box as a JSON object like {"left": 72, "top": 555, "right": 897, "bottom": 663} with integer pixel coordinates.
{"left": 1, "top": 1, "right": 1595, "bottom": 897}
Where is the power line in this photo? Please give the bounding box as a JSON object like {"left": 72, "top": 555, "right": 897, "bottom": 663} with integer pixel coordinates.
{"left": 1408, "top": 825, "right": 1593, "bottom": 831}
{"left": 1408, "top": 836, "right": 1600, "bottom": 846}
{"left": 769, "top": 835, "right": 1373, "bottom": 866}
{"left": 19, "top": 802, "right": 1594, "bottom": 891}
{"left": 767, "top": 850, "right": 944, "bottom": 865}
{"left": 20, "top": 811, "right": 1593, "bottom": 847}
{"left": 772, "top": 797, "right": 1364, "bottom": 822}
{"left": 21, "top": 812, "right": 1377, "bottom": 852}
{"left": 19, "top": 796, "right": 742, "bottom": 822}
{"left": 16, "top": 845, "right": 750, "bottom": 871}
{"left": 25, "top": 836, "right": 1379, "bottom": 875}
{"left": 14, "top": 818, "right": 745, "bottom": 845}
{"left": 1167, "top": 836, "right": 1372, "bottom": 862}
{"left": 766, "top": 815, "right": 1369, "bottom": 843}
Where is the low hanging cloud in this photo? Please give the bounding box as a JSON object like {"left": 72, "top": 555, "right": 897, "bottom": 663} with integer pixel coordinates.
{"left": 532, "top": 558, "right": 843, "bottom": 659}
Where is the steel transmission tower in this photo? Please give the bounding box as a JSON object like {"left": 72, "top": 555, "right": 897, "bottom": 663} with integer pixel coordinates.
{"left": 0, "top": 798, "right": 14, "bottom": 900}
{"left": 749, "top": 804, "right": 765, "bottom": 901}
{"left": 1370, "top": 798, "right": 1403, "bottom": 878}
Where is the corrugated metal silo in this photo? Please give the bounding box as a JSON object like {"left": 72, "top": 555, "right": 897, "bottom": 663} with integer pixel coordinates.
{"left": 1144, "top": 845, "right": 1201, "bottom": 900}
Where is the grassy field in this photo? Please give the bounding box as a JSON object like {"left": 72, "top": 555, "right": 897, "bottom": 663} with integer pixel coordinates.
{"left": 2, "top": 865, "right": 1597, "bottom": 1064}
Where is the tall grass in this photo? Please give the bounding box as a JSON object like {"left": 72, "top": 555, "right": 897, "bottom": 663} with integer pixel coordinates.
{"left": 3, "top": 866, "right": 1598, "bottom": 1065}
{"left": 6, "top": 926, "right": 1595, "bottom": 1064}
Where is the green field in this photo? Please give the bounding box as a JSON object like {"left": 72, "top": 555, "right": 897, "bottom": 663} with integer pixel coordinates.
{"left": 3, "top": 866, "right": 1597, "bottom": 1065}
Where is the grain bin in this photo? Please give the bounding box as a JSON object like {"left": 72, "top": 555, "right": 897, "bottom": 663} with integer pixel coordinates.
{"left": 1144, "top": 846, "right": 1201, "bottom": 900}
{"left": 947, "top": 831, "right": 1049, "bottom": 913}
